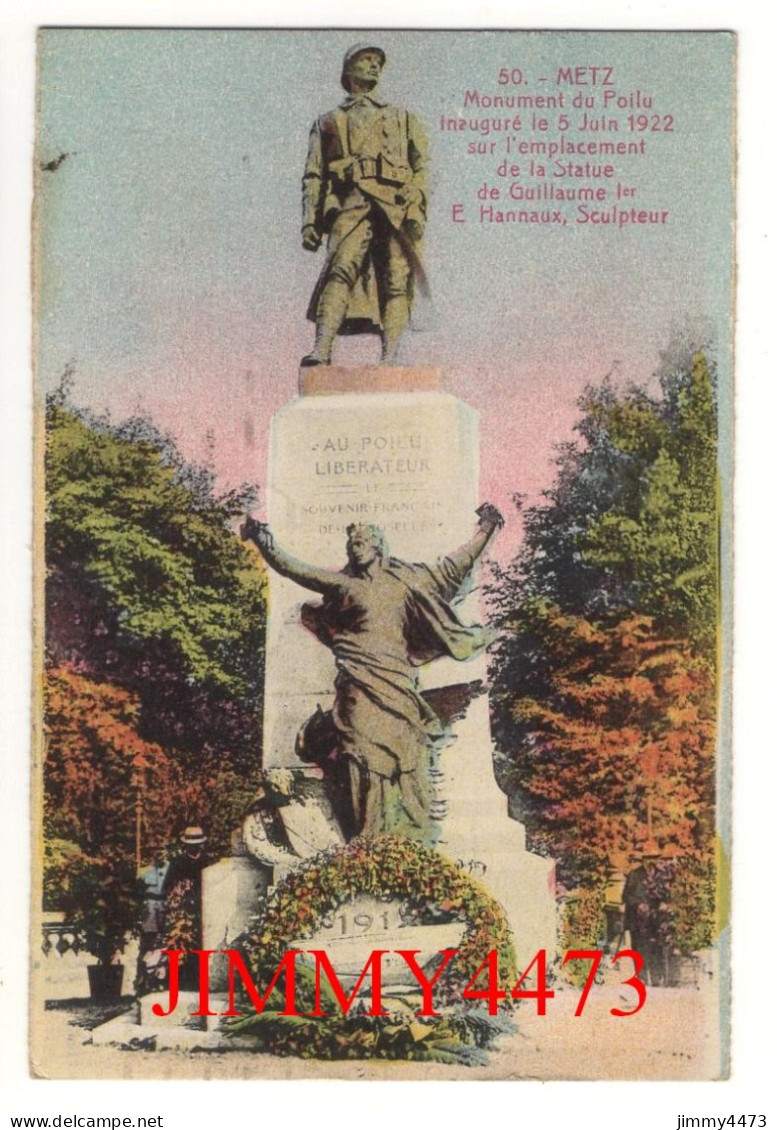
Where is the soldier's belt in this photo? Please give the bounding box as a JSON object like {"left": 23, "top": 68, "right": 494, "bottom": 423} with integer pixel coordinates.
{"left": 354, "top": 155, "right": 412, "bottom": 186}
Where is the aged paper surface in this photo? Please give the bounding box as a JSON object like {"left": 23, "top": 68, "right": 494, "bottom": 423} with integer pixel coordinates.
{"left": 27, "top": 26, "right": 735, "bottom": 1084}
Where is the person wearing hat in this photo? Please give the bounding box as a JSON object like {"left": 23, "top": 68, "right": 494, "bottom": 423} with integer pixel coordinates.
{"left": 301, "top": 44, "right": 428, "bottom": 367}
{"left": 161, "top": 825, "right": 208, "bottom": 990}
{"left": 620, "top": 846, "right": 669, "bottom": 986}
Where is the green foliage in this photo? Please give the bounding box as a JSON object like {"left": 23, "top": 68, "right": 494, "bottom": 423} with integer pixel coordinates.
{"left": 46, "top": 403, "right": 266, "bottom": 699}
{"left": 488, "top": 340, "right": 720, "bottom": 953}
{"left": 52, "top": 848, "right": 145, "bottom": 965}
{"left": 559, "top": 887, "right": 606, "bottom": 985}
{"left": 587, "top": 353, "right": 718, "bottom": 643}
{"left": 582, "top": 356, "right": 718, "bottom": 644}
{"left": 667, "top": 854, "right": 717, "bottom": 954}
{"left": 44, "top": 400, "right": 269, "bottom": 864}
{"left": 201, "top": 768, "right": 263, "bottom": 855}
{"left": 42, "top": 838, "right": 83, "bottom": 911}
{"left": 230, "top": 835, "right": 516, "bottom": 1061}
{"left": 226, "top": 995, "right": 513, "bottom": 1063}
{"left": 494, "top": 349, "right": 718, "bottom": 645}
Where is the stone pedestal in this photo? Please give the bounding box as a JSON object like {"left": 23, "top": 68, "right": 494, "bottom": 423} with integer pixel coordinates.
{"left": 264, "top": 367, "right": 481, "bottom": 769}
{"left": 259, "top": 366, "right": 557, "bottom": 968}
{"left": 139, "top": 991, "right": 205, "bottom": 1030}
{"left": 434, "top": 692, "right": 557, "bottom": 966}
{"left": 291, "top": 894, "right": 467, "bottom": 991}
{"left": 201, "top": 856, "right": 271, "bottom": 991}
{"left": 91, "top": 367, "right": 557, "bottom": 1051}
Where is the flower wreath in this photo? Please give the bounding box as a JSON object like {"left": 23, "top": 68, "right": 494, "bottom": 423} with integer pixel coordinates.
{"left": 226, "top": 835, "right": 516, "bottom": 1062}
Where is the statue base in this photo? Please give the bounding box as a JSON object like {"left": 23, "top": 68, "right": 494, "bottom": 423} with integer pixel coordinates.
{"left": 263, "top": 370, "right": 478, "bottom": 767}
{"left": 299, "top": 364, "right": 443, "bottom": 397}
{"left": 257, "top": 366, "right": 558, "bottom": 969}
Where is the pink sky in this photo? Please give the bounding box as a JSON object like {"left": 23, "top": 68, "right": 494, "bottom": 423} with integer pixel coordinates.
{"left": 98, "top": 306, "right": 611, "bottom": 563}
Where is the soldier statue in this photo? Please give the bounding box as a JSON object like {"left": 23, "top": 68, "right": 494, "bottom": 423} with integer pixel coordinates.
{"left": 301, "top": 44, "right": 429, "bottom": 367}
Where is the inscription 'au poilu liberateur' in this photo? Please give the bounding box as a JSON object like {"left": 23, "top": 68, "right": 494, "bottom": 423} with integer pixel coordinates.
{"left": 311, "top": 434, "right": 430, "bottom": 476}
{"left": 312, "top": 433, "right": 424, "bottom": 453}
{"left": 315, "top": 457, "right": 432, "bottom": 476}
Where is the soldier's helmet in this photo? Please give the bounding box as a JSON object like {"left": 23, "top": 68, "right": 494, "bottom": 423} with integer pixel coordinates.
{"left": 341, "top": 43, "right": 386, "bottom": 91}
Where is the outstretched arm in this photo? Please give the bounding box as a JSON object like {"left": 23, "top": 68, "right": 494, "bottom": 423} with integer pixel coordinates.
{"left": 241, "top": 516, "right": 342, "bottom": 594}
{"left": 420, "top": 504, "right": 504, "bottom": 600}
{"left": 444, "top": 503, "right": 504, "bottom": 575}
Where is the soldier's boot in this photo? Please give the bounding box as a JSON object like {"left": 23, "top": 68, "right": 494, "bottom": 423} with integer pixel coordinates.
{"left": 380, "top": 295, "right": 410, "bottom": 365}
{"left": 301, "top": 281, "right": 350, "bottom": 367}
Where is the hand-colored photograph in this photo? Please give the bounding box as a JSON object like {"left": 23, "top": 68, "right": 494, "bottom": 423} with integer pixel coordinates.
{"left": 31, "top": 28, "right": 734, "bottom": 1079}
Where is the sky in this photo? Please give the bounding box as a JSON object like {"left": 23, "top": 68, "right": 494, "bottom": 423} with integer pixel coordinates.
{"left": 35, "top": 29, "right": 735, "bottom": 557}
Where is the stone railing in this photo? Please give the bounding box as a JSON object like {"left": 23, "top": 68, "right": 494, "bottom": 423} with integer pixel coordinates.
{"left": 41, "top": 919, "right": 86, "bottom": 957}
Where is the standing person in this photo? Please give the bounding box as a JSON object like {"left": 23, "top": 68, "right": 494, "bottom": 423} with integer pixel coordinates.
{"left": 621, "top": 850, "right": 668, "bottom": 986}
{"left": 301, "top": 44, "right": 429, "bottom": 366}
{"left": 139, "top": 851, "right": 168, "bottom": 953}
{"left": 161, "top": 826, "right": 208, "bottom": 991}
{"left": 136, "top": 851, "right": 168, "bottom": 993}
{"left": 242, "top": 505, "right": 503, "bottom": 840}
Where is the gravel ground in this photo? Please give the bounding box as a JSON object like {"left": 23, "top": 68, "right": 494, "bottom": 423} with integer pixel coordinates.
{"left": 30, "top": 980, "right": 725, "bottom": 1081}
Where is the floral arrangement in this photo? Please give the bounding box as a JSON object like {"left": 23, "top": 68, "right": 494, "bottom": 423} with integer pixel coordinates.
{"left": 226, "top": 834, "right": 516, "bottom": 1062}
{"left": 53, "top": 849, "right": 144, "bottom": 967}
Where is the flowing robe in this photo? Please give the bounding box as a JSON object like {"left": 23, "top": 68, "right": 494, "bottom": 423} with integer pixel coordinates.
{"left": 260, "top": 536, "right": 488, "bottom": 837}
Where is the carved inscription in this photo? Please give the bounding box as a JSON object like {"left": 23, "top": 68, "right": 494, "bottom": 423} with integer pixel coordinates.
{"left": 302, "top": 428, "right": 443, "bottom": 538}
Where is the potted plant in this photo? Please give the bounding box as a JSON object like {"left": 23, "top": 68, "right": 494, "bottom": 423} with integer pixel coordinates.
{"left": 57, "top": 849, "right": 144, "bottom": 1003}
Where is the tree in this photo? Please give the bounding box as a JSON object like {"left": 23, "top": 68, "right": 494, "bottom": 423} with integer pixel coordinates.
{"left": 488, "top": 342, "right": 720, "bottom": 951}
{"left": 45, "top": 400, "right": 268, "bottom": 860}
{"left": 491, "top": 607, "right": 716, "bottom": 885}
{"left": 53, "top": 849, "right": 144, "bottom": 969}
{"left": 501, "top": 349, "right": 718, "bottom": 645}
{"left": 581, "top": 352, "right": 718, "bottom": 644}
{"left": 43, "top": 667, "right": 183, "bottom": 861}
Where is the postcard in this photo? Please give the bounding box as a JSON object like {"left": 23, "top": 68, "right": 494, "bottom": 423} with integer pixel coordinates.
{"left": 31, "top": 28, "right": 734, "bottom": 1080}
